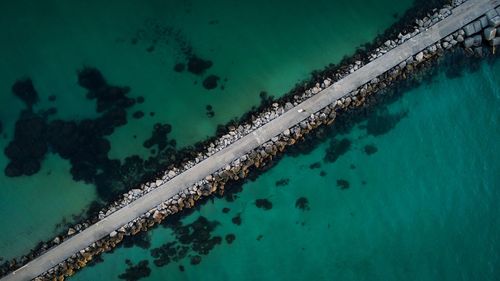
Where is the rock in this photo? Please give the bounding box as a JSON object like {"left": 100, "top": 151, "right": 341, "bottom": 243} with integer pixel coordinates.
{"left": 473, "top": 46, "right": 483, "bottom": 57}
{"left": 167, "top": 170, "right": 176, "bottom": 178}
{"left": 491, "top": 37, "right": 500, "bottom": 46}
{"left": 464, "top": 37, "right": 474, "bottom": 48}
{"left": 456, "top": 34, "right": 464, "bottom": 42}
{"left": 484, "top": 27, "right": 497, "bottom": 40}
{"left": 53, "top": 236, "right": 61, "bottom": 245}
{"left": 479, "top": 16, "right": 489, "bottom": 28}
{"left": 283, "top": 129, "right": 290, "bottom": 137}
{"left": 463, "top": 23, "right": 476, "bottom": 36}
{"left": 109, "top": 231, "right": 117, "bottom": 238}
{"left": 473, "top": 20, "right": 482, "bottom": 33}
{"left": 472, "top": 34, "right": 482, "bottom": 47}
{"left": 415, "top": 52, "right": 424, "bottom": 62}
{"left": 155, "top": 179, "right": 163, "bottom": 186}
{"left": 67, "top": 228, "right": 76, "bottom": 236}
{"left": 486, "top": 9, "right": 498, "bottom": 21}
{"left": 284, "top": 102, "right": 294, "bottom": 111}
{"left": 489, "top": 16, "right": 500, "bottom": 28}
{"left": 152, "top": 210, "right": 162, "bottom": 221}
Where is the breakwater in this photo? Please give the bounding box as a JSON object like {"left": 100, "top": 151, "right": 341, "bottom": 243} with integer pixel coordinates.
{"left": 0, "top": 0, "right": 500, "bottom": 278}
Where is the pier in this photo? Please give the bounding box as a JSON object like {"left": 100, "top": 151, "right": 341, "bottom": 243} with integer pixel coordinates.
{"left": 2, "top": 0, "right": 499, "bottom": 279}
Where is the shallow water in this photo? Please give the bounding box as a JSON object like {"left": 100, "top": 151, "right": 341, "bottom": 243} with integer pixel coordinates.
{"left": 72, "top": 54, "right": 500, "bottom": 281}
{"left": 0, "top": 0, "right": 413, "bottom": 261}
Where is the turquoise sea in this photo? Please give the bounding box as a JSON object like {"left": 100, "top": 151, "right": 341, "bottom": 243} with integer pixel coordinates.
{"left": 72, "top": 54, "right": 500, "bottom": 281}
{"left": 1, "top": 0, "right": 499, "bottom": 280}
{"left": 0, "top": 0, "right": 414, "bottom": 260}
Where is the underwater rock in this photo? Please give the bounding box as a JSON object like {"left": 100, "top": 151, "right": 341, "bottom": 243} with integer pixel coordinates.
{"left": 222, "top": 207, "right": 230, "bottom": 214}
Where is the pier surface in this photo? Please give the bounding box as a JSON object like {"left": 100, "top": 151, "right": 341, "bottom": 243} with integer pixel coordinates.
{"left": 3, "top": 0, "right": 498, "bottom": 280}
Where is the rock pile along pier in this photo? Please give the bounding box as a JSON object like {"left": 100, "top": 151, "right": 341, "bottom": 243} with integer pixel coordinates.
{"left": 2, "top": 0, "right": 500, "bottom": 280}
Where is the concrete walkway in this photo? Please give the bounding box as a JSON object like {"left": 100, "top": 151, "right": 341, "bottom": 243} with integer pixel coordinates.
{"left": 2, "top": 0, "right": 498, "bottom": 280}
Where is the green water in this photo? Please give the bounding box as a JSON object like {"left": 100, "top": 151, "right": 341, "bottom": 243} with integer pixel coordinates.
{"left": 72, "top": 55, "right": 500, "bottom": 280}
{"left": 0, "top": 0, "right": 414, "bottom": 260}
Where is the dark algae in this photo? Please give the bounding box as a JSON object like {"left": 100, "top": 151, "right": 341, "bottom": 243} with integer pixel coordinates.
{"left": 206, "top": 105, "right": 215, "bottom": 118}
{"left": 225, "top": 234, "right": 236, "bottom": 244}
{"left": 3, "top": 67, "right": 182, "bottom": 202}
{"left": 309, "top": 162, "right": 321, "bottom": 169}
{"left": 150, "top": 216, "right": 224, "bottom": 268}
{"left": 174, "top": 63, "right": 185, "bottom": 72}
{"left": 231, "top": 213, "right": 242, "bottom": 225}
{"left": 202, "top": 75, "right": 220, "bottom": 90}
{"left": 132, "top": 111, "right": 144, "bottom": 119}
{"left": 118, "top": 260, "right": 151, "bottom": 281}
{"left": 366, "top": 108, "right": 408, "bottom": 136}
{"left": 364, "top": 144, "right": 378, "bottom": 155}
{"left": 324, "top": 138, "right": 351, "bottom": 163}
{"left": 12, "top": 78, "right": 39, "bottom": 107}
{"left": 121, "top": 231, "right": 151, "bottom": 249}
{"left": 337, "top": 179, "right": 350, "bottom": 190}
{"left": 295, "top": 197, "right": 310, "bottom": 211}
{"left": 255, "top": 199, "right": 273, "bottom": 210}
{"left": 187, "top": 55, "right": 213, "bottom": 75}
{"left": 275, "top": 178, "right": 290, "bottom": 187}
